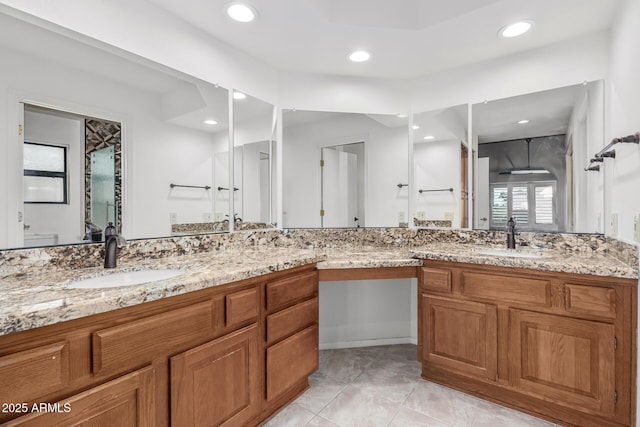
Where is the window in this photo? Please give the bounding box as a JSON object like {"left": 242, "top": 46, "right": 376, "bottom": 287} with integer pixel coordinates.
{"left": 490, "top": 181, "right": 557, "bottom": 231}
{"left": 23, "top": 142, "right": 68, "bottom": 204}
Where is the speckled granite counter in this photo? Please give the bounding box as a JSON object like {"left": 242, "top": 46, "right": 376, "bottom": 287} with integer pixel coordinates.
{"left": 317, "top": 248, "right": 422, "bottom": 269}
{"left": 0, "top": 247, "right": 322, "bottom": 336}
{"left": 411, "top": 243, "right": 638, "bottom": 279}
{"left": 1, "top": 228, "right": 638, "bottom": 336}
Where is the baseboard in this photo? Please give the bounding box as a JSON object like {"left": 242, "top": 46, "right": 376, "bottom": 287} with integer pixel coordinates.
{"left": 319, "top": 336, "right": 417, "bottom": 350}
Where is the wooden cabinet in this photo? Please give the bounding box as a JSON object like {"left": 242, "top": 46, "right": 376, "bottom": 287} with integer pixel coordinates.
{"left": 3, "top": 366, "right": 155, "bottom": 427}
{"left": 0, "top": 264, "right": 319, "bottom": 427}
{"left": 264, "top": 272, "right": 319, "bottom": 405}
{"left": 509, "top": 309, "right": 616, "bottom": 415}
{"left": 171, "top": 325, "right": 260, "bottom": 427}
{"left": 266, "top": 325, "right": 319, "bottom": 402}
{"left": 421, "top": 295, "right": 497, "bottom": 381}
{"left": 419, "top": 261, "right": 636, "bottom": 427}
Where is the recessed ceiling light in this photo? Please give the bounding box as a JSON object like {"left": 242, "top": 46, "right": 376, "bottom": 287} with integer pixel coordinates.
{"left": 517, "top": 119, "right": 530, "bottom": 124}
{"left": 424, "top": 135, "right": 435, "bottom": 140}
{"left": 233, "top": 91, "right": 246, "bottom": 100}
{"left": 349, "top": 50, "right": 371, "bottom": 63}
{"left": 412, "top": 125, "right": 420, "bottom": 130}
{"left": 396, "top": 114, "right": 408, "bottom": 118}
{"left": 204, "top": 119, "right": 218, "bottom": 125}
{"left": 499, "top": 20, "right": 534, "bottom": 38}
{"left": 225, "top": 2, "right": 257, "bottom": 23}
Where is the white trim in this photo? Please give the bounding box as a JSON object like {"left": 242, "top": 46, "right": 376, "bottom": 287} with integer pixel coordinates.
{"left": 319, "top": 337, "right": 416, "bottom": 350}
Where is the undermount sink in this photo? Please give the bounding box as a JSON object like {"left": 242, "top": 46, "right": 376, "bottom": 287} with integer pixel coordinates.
{"left": 67, "top": 269, "right": 185, "bottom": 289}
{"left": 472, "top": 248, "right": 552, "bottom": 259}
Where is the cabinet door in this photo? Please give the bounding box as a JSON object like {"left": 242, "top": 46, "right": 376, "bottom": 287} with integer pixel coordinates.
{"left": 3, "top": 366, "right": 154, "bottom": 427}
{"left": 509, "top": 309, "right": 616, "bottom": 415}
{"left": 171, "top": 324, "right": 260, "bottom": 427}
{"left": 421, "top": 295, "right": 497, "bottom": 381}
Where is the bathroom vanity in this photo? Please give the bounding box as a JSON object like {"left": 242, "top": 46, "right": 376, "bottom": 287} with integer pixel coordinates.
{"left": 418, "top": 259, "right": 637, "bottom": 427}
{"left": 0, "top": 249, "right": 320, "bottom": 426}
{"left": 0, "top": 228, "right": 637, "bottom": 427}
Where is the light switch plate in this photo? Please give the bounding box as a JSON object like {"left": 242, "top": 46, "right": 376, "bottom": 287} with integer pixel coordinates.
{"left": 634, "top": 213, "right": 640, "bottom": 243}
{"left": 444, "top": 212, "right": 454, "bottom": 221}
{"left": 610, "top": 213, "right": 618, "bottom": 236}
{"left": 416, "top": 211, "right": 426, "bottom": 220}
{"left": 202, "top": 212, "right": 212, "bottom": 222}
{"left": 398, "top": 212, "right": 406, "bottom": 223}
{"left": 215, "top": 212, "right": 224, "bottom": 221}
{"left": 169, "top": 212, "right": 177, "bottom": 224}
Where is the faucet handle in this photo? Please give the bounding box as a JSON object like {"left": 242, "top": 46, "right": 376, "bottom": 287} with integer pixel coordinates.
{"left": 116, "top": 235, "right": 127, "bottom": 248}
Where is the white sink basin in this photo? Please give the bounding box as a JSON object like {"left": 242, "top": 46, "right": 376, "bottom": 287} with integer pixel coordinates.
{"left": 67, "top": 269, "right": 185, "bottom": 289}
{"left": 472, "top": 248, "right": 552, "bottom": 259}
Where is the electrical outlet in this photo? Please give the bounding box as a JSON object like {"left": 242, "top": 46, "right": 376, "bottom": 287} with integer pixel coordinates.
{"left": 610, "top": 213, "right": 618, "bottom": 236}
{"left": 416, "top": 211, "right": 426, "bottom": 220}
{"left": 444, "top": 212, "right": 454, "bottom": 221}
{"left": 398, "top": 212, "right": 406, "bottom": 223}
{"left": 215, "top": 212, "right": 224, "bottom": 221}
{"left": 169, "top": 212, "right": 177, "bottom": 225}
{"left": 202, "top": 212, "right": 212, "bottom": 222}
{"left": 634, "top": 213, "right": 640, "bottom": 243}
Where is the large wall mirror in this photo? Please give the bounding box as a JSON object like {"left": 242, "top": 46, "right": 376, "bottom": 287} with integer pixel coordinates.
{"left": 231, "top": 91, "right": 276, "bottom": 229}
{"left": 472, "top": 81, "right": 604, "bottom": 233}
{"left": 0, "top": 11, "right": 231, "bottom": 249}
{"left": 412, "top": 105, "right": 469, "bottom": 229}
{"left": 282, "top": 111, "right": 409, "bottom": 228}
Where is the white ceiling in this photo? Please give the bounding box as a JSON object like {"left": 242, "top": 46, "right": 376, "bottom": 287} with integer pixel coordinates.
{"left": 0, "top": 12, "right": 233, "bottom": 133}
{"left": 473, "top": 83, "right": 585, "bottom": 143}
{"left": 145, "top": 0, "right": 620, "bottom": 79}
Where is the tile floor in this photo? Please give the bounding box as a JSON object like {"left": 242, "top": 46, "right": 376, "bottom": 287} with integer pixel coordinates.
{"left": 264, "top": 344, "right": 560, "bottom": 427}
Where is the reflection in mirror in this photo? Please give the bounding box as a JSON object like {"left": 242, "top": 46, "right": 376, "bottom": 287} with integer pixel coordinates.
{"left": 0, "top": 11, "right": 230, "bottom": 249}
{"left": 232, "top": 92, "right": 276, "bottom": 229}
{"left": 22, "top": 105, "right": 123, "bottom": 246}
{"left": 412, "top": 105, "right": 469, "bottom": 228}
{"left": 321, "top": 142, "right": 364, "bottom": 228}
{"left": 472, "top": 81, "right": 604, "bottom": 233}
{"left": 283, "top": 111, "right": 409, "bottom": 228}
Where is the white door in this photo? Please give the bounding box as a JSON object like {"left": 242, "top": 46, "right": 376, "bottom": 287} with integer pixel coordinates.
{"left": 476, "top": 157, "right": 490, "bottom": 230}
{"left": 321, "top": 148, "right": 358, "bottom": 227}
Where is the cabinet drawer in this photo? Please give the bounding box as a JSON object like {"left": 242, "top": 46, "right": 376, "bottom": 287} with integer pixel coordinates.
{"left": 461, "top": 272, "right": 550, "bottom": 307}
{"left": 565, "top": 284, "right": 616, "bottom": 319}
{"left": 421, "top": 267, "right": 451, "bottom": 293}
{"left": 265, "top": 271, "right": 318, "bottom": 312}
{"left": 225, "top": 287, "right": 259, "bottom": 327}
{"left": 266, "top": 325, "right": 318, "bottom": 401}
{"left": 0, "top": 341, "right": 69, "bottom": 404}
{"left": 93, "top": 301, "right": 213, "bottom": 377}
{"left": 267, "top": 297, "right": 318, "bottom": 345}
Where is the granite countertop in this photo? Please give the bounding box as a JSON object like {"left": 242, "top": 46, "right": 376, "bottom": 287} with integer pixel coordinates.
{"left": 0, "top": 247, "right": 322, "bottom": 336}
{"left": 317, "top": 247, "right": 422, "bottom": 269}
{"left": 411, "top": 243, "right": 639, "bottom": 280}
{"left": 1, "top": 242, "right": 637, "bottom": 337}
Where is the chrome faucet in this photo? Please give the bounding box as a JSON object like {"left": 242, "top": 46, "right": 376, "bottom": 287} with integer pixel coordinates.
{"left": 506, "top": 217, "right": 516, "bottom": 249}
{"left": 104, "top": 222, "right": 127, "bottom": 268}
